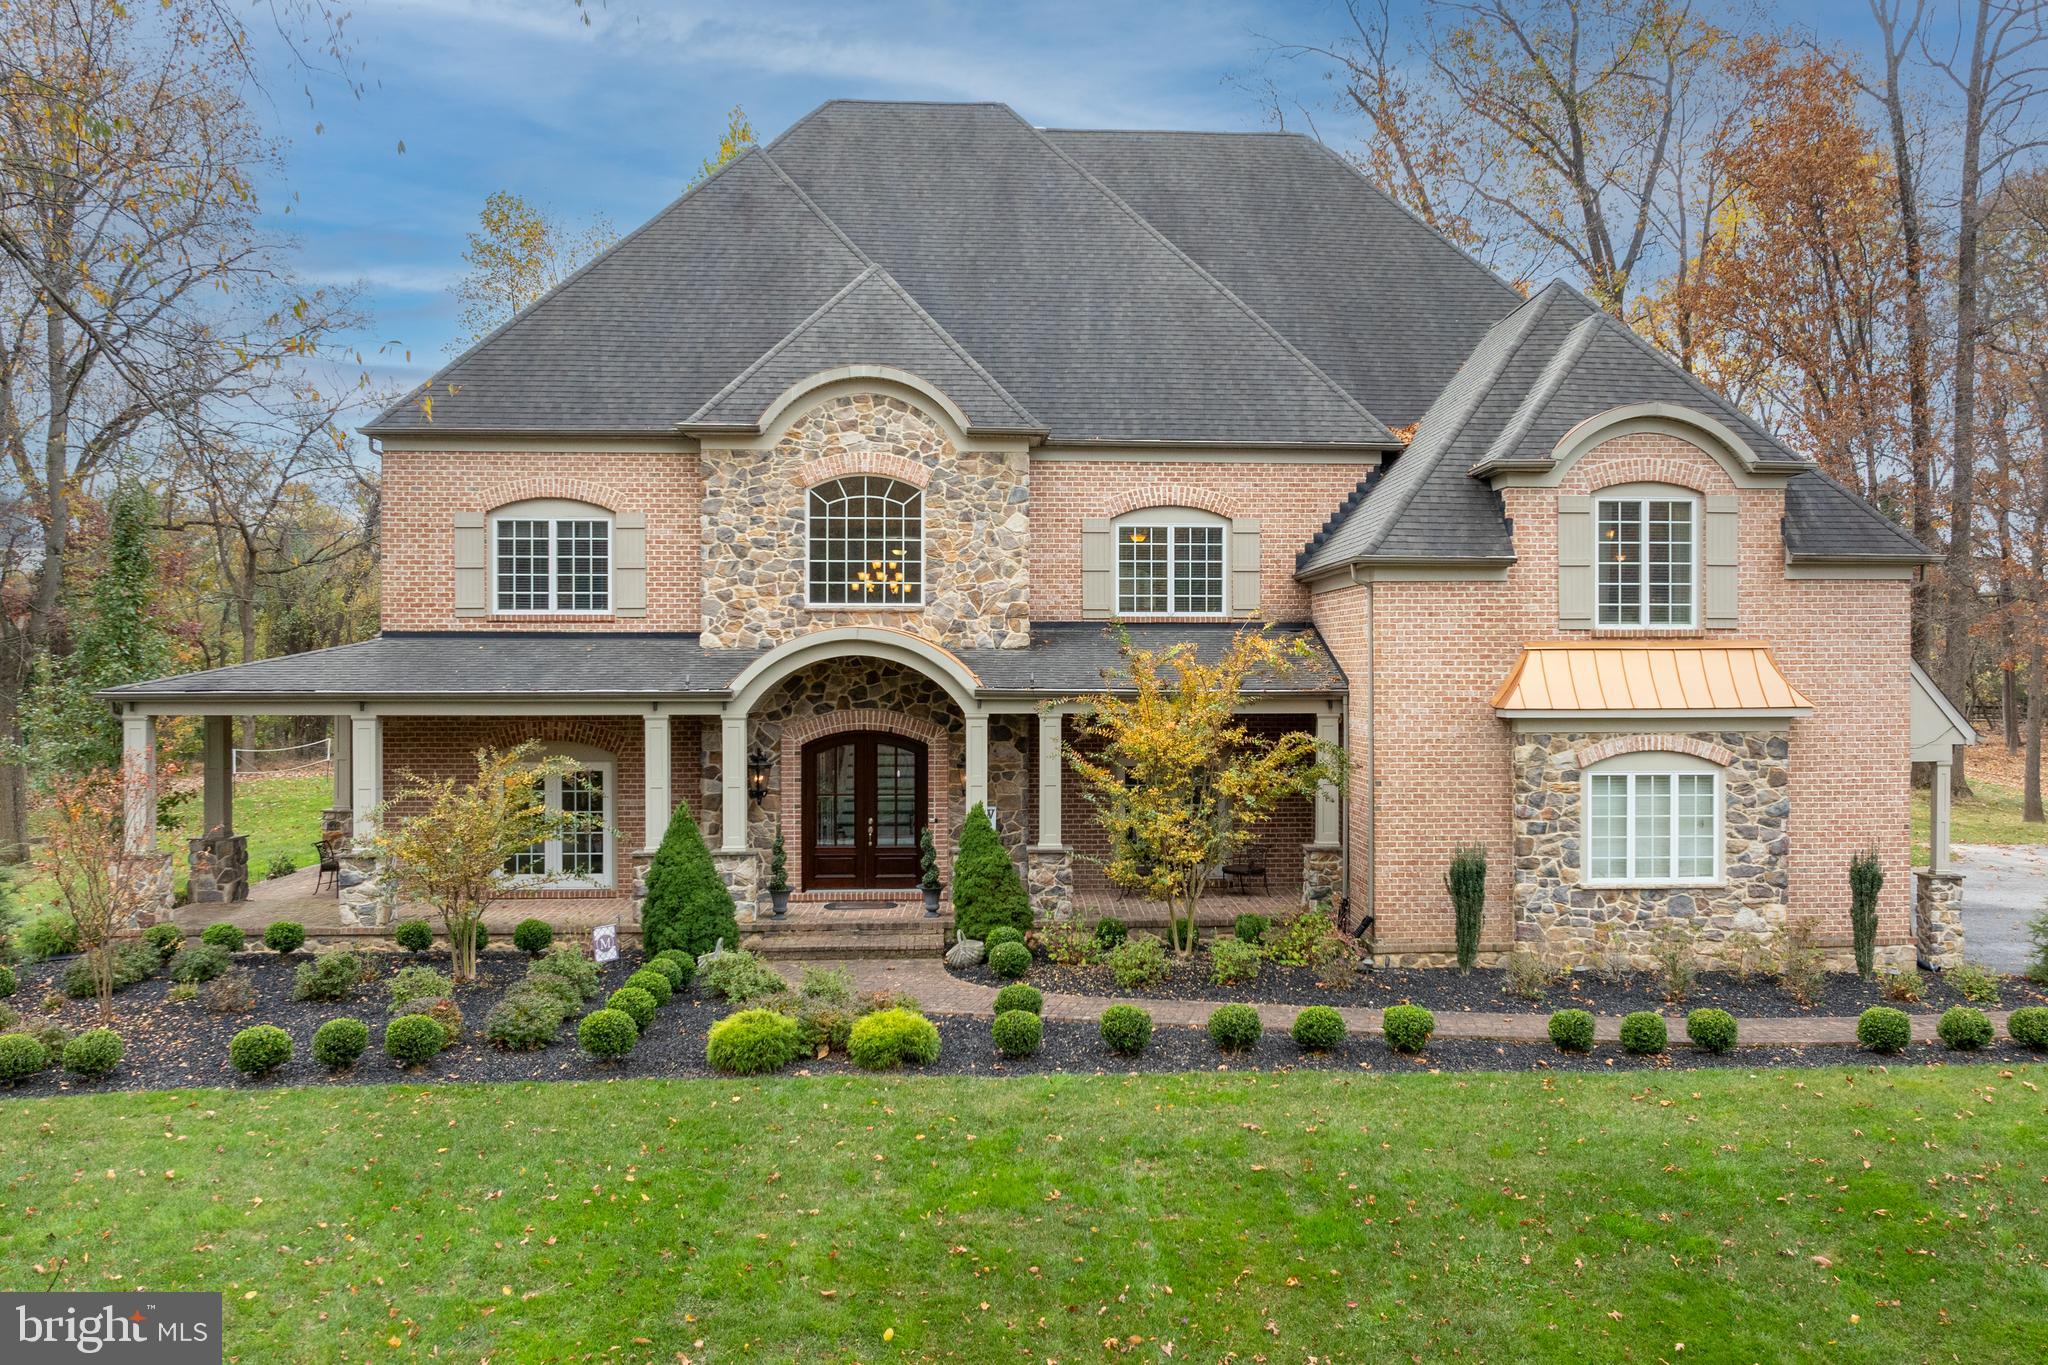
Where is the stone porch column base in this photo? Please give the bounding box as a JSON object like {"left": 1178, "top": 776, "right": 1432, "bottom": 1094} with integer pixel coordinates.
{"left": 1300, "top": 844, "right": 1341, "bottom": 908}
{"left": 1026, "top": 846, "right": 1073, "bottom": 920}
{"left": 336, "top": 850, "right": 391, "bottom": 928}
{"left": 1914, "top": 868, "right": 1964, "bottom": 969}
{"left": 116, "top": 851, "right": 176, "bottom": 928}
{"left": 714, "top": 849, "right": 764, "bottom": 924}
{"left": 187, "top": 832, "right": 249, "bottom": 904}
{"left": 319, "top": 807, "right": 352, "bottom": 841}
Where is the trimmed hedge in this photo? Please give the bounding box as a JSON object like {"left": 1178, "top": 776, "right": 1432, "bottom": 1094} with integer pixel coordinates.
{"left": 384, "top": 1014, "right": 446, "bottom": 1066}
{"left": 62, "top": 1028, "right": 123, "bottom": 1080}
{"left": 992, "top": 983, "right": 1043, "bottom": 1016}
{"left": 228, "top": 1024, "right": 293, "bottom": 1077}
{"left": 848, "top": 1008, "right": 941, "bottom": 1070}
{"left": 653, "top": 949, "right": 697, "bottom": 987}
{"left": 1936, "top": 1005, "right": 1993, "bottom": 1051}
{"left": 1100, "top": 1004, "right": 1153, "bottom": 1055}
{"left": 607, "top": 986, "right": 657, "bottom": 1030}
{"left": 644, "top": 954, "right": 687, "bottom": 990}
{"left": 263, "top": 921, "right": 306, "bottom": 955}
{"left": 625, "top": 968, "right": 674, "bottom": 1008}
{"left": 531, "top": 949, "right": 601, "bottom": 1000}
{"left": 392, "top": 919, "right": 434, "bottom": 953}
{"left": 992, "top": 1009, "right": 1044, "bottom": 1058}
{"left": 578, "top": 1008, "right": 638, "bottom": 1060}
{"left": 1291, "top": 1005, "right": 1345, "bottom": 1051}
{"left": 1382, "top": 1004, "right": 1435, "bottom": 1054}
{"left": 1685, "top": 1008, "right": 1738, "bottom": 1054}
{"left": 0, "top": 1032, "right": 51, "bottom": 1083}
{"left": 312, "top": 1017, "right": 370, "bottom": 1070}
{"left": 987, "top": 941, "right": 1031, "bottom": 980}
{"left": 142, "top": 922, "right": 185, "bottom": 961}
{"left": 706, "top": 1009, "right": 804, "bottom": 1075}
{"left": 513, "top": 918, "right": 554, "bottom": 956}
{"left": 1619, "top": 1011, "right": 1667, "bottom": 1055}
{"left": 984, "top": 926, "right": 1026, "bottom": 950}
{"left": 1207, "top": 1003, "right": 1261, "bottom": 1052}
{"left": 1547, "top": 1009, "right": 1595, "bottom": 1053}
{"left": 1857, "top": 1006, "right": 1911, "bottom": 1054}
{"left": 201, "top": 922, "right": 246, "bottom": 952}
{"left": 2008, "top": 1006, "right": 2048, "bottom": 1050}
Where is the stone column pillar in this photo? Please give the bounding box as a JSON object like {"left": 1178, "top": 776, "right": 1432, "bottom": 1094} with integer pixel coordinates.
{"left": 1914, "top": 868, "right": 1964, "bottom": 968}
{"left": 964, "top": 712, "right": 990, "bottom": 812}
{"left": 1930, "top": 759, "right": 1954, "bottom": 875}
{"left": 1027, "top": 711, "right": 1073, "bottom": 919}
{"left": 720, "top": 713, "right": 747, "bottom": 853}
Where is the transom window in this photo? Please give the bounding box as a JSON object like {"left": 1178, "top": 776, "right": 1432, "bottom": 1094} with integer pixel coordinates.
{"left": 807, "top": 476, "right": 923, "bottom": 607}
{"left": 1586, "top": 767, "right": 1718, "bottom": 884}
{"left": 1116, "top": 515, "right": 1226, "bottom": 615}
{"left": 494, "top": 513, "right": 610, "bottom": 613}
{"left": 1597, "top": 493, "right": 1695, "bottom": 628}
{"left": 502, "top": 755, "right": 613, "bottom": 890}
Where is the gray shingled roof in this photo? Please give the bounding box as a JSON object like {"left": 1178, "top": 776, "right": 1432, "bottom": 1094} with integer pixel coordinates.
{"left": 1299, "top": 283, "right": 1936, "bottom": 574}
{"left": 102, "top": 624, "right": 1344, "bottom": 703}
{"left": 685, "top": 267, "right": 1043, "bottom": 435}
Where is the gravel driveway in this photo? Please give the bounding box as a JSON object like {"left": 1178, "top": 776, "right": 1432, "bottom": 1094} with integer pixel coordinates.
{"left": 1952, "top": 844, "right": 2048, "bottom": 973}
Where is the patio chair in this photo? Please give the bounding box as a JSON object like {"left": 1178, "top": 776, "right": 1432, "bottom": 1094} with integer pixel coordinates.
{"left": 313, "top": 832, "right": 345, "bottom": 894}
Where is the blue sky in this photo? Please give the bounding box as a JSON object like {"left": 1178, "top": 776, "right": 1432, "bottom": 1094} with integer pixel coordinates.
{"left": 256, "top": 0, "right": 1886, "bottom": 410}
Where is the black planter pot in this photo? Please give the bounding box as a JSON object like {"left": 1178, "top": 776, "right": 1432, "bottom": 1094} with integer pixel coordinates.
{"left": 923, "top": 886, "right": 941, "bottom": 916}
{"left": 769, "top": 888, "right": 790, "bottom": 917}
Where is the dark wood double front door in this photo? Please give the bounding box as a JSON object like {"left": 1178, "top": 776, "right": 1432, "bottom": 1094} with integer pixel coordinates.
{"left": 801, "top": 731, "right": 928, "bottom": 890}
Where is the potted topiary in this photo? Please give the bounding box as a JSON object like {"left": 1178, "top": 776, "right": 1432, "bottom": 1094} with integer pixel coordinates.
{"left": 919, "top": 826, "right": 942, "bottom": 916}
{"left": 767, "top": 831, "right": 790, "bottom": 918}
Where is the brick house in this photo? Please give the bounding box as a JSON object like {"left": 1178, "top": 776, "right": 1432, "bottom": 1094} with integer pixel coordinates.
{"left": 107, "top": 100, "right": 1972, "bottom": 968}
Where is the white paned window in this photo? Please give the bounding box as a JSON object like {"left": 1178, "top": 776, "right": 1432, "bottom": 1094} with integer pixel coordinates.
{"left": 503, "top": 759, "right": 613, "bottom": 889}
{"left": 1116, "top": 519, "right": 1225, "bottom": 615}
{"left": 1597, "top": 494, "right": 1695, "bottom": 627}
{"left": 807, "top": 476, "right": 923, "bottom": 606}
{"left": 493, "top": 515, "right": 610, "bottom": 613}
{"left": 1585, "top": 769, "right": 1718, "bottom": 884}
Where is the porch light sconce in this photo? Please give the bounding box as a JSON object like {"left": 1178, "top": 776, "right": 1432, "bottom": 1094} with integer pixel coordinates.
{"left": 747, "top": 746, "right": 773, "bottom": 806}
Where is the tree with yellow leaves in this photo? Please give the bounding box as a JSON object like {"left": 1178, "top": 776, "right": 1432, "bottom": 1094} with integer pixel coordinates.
{"left": 450, "top": 191, "right": 616, "bottom": 347}
{"left": 1065, "top": 628, "right": 1341, "bottom": 956}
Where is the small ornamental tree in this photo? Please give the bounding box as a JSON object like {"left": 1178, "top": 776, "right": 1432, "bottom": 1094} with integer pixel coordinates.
{"left": 37, "top": 763, "right": 164, "bottom": 1025}
{"left": 1848, "top": 848, "right": 1884, "bottom": 979}
{"left": 919, "top": 826, "right": 942, "bottom": 894}
{"left": 951, "top": 802, "right": 1030, "bottom": 941}
{"left": 641, "top": 800, "right": 739, "bottom": 958}
{"left": 1445, "top": 846, "right": 1487, "bottom": 971}
{"left": 371, "top": 743, "right": 586, "bottom": 983}
{"left": 1065, "top": 628, "right": 1340, "bottom": 956}
{"left": 767, "top": 831, "right": 789, "bottom": 895}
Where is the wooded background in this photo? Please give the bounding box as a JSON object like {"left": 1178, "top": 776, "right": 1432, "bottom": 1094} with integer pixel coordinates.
{"left": 3, "top": 0, "right": 2044, "bottom": 865}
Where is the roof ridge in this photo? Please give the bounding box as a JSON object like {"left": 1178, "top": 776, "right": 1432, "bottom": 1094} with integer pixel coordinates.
{"left": 1296, "top": 468, "right": 1385, "bottom": 570}
{"left": 685, "top": 266, "right": 879, "bottom": 422}
{"left": 1476, "top": 310, "right": 1602, "bottom": 470}
{"left": 1347, "top": 286, "right": 1557, "bottom": 559}
{"left": 367, "top": 147, "right": 782, "bottom": 434}
{"left": 995, "top": 105, "right": 1397, "bottom": 444}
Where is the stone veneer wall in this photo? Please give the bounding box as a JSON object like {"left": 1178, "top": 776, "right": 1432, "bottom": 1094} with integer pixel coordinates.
{"left": 700, "top": 392, "right": 1031, "bottom": 649}
{"left": 1510, "top": 730, "right": 1790, "bottom": 969}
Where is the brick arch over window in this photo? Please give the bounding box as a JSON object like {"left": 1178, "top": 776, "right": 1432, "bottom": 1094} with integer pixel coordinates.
{"left": 1101, "top": 485, "right": 1246, "bottom": 520}
{"left": 777, "top": 709, "right": 955, "bottom": 895}
{"left": 472, "top": 475, "right": 628, "bottom": 514}
{"left": 1574, "top": 734, "right": 1739, "bottom": 770}
{"left": 1579, "top": 461, "right": 1713, "bottom": 498}
{"left": 795, "top": 451, "right": 933, "bottom": 491}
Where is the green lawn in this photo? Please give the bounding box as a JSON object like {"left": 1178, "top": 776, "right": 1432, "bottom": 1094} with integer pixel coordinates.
{"left": 4, "top": 774, "right": 330, "bottom": 914}
{"left": 2, "top": 1068, "right": 2041, "bottom": 1361}
{"left": 1913, "top": 778, "right": 2048, "bottom": 863}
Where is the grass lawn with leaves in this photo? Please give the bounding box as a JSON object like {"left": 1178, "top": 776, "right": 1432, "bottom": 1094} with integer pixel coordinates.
{"left": 2, "top": 1066, "right": 2041, "bottom": 1361}
{"left": 1912, "top": 778, "right": 2048, "bottom": 863}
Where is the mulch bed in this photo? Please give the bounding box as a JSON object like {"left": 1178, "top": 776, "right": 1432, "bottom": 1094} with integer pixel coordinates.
{"left": 949, "top": 956, "right": 2048, "bottom": 1017}
{"left": 1, "top": 950, "right": 2038, "bottom": 1096}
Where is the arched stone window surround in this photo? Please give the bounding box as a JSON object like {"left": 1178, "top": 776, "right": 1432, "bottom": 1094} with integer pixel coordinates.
{"left": 795, "top": 451, "right": 933, "bottom": 491}
{"left": 1100, "top": 484, "right": 1245, "bottom": 520}
{"left": 1574, "top": 734, "right": 1738, "bottom": 771}
{"left": 776, "top": 709, "right": 954, "bottom": 894}
{"left": 726, "top": 627, "right": 983, "bottom": 716}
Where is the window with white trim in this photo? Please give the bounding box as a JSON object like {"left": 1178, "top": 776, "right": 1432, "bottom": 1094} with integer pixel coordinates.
{"left": 493, "top": 509, "right": 611, "bottom": 613}
{"left": 1597, "top": 492, "right": 1695, "bottom": 627}
{"left": 1585, "top": 761, "right": 1719, "bottom": 884}
{"left": 502, "top": 751, "right": 614, "bottom": 889}
{"left": 807, "top": 476, "right": 923, "bottom": 606}
{"left": 1115, "top": 511, "right": 1226, "bottom": 615}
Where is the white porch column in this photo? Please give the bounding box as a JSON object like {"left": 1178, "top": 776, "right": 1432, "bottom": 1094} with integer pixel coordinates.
{"left": 1930, "top": 758, "right": 1954, "bottom": 874}
{"left": 964, "top": 711, "right": 990, "bottom": 813}
{"left": 349, "top": 713, "right": 382, "bottom": 842}
{"left": 1313, "top": 708, "right": 1343, "bottom": 846}
{"left": 201, "top": 715, "right": 234, "bottom": 835}
{"left": 121, "top": 714, "right": 158, "bottom": 855}
{"left": 1035, "top": 710, "right": 1063, "bottom": 846}
{"left": 643, "top": 712, "right": 672, "bottom": 851}
{"left": 720, "top": 712, "right": 748, "bottom": 852}
{"left": 330, "top": 715, "right": 353, "bottom": 810}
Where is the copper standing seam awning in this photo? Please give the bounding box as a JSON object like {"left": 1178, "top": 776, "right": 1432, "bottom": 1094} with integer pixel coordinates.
{"left": 1492, "top": 639, "right": 1814, "bottom": 719}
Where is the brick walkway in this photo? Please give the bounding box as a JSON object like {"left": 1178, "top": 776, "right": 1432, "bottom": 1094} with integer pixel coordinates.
{"left": 802, "top": 958, "right": 2008, "bottom": 1047}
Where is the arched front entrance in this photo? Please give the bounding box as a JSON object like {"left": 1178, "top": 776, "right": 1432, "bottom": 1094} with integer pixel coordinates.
{"left": 801, "top": 730, "right": 929, "bottom": 890}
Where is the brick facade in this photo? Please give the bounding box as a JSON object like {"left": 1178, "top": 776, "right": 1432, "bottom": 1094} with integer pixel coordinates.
{"left": 1315, "top": 429, "right": 1914, "bottom": 963}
